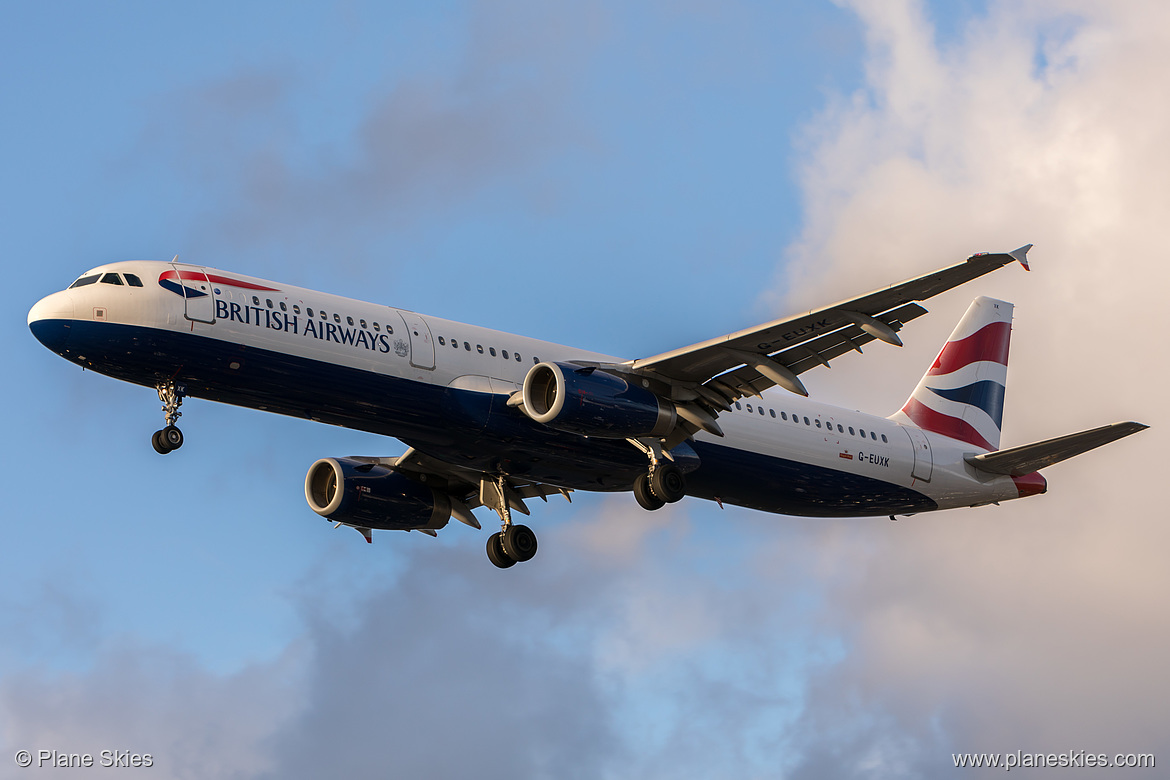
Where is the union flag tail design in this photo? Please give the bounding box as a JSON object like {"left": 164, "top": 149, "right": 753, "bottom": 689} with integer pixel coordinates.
{"left": 891, "top": 297, "right": 1013, "bottom": 451}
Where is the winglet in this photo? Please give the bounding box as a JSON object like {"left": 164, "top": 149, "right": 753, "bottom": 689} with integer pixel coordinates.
{"left": 1008, "top": 244, "right": 1033, "bottom": 271}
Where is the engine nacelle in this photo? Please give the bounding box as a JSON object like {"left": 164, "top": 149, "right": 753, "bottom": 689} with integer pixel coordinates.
{"left": 521, "top": 362, "right": 675, "bottom": 439}
{"left": 304, "top": 458, "right": 451, "bottom": 531}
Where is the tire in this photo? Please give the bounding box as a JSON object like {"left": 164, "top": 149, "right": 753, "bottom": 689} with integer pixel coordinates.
{"left": 634, "top": 473, "right": 666, "bottom": 511}
{"left": 650, "top": 462, "right": 686, "bottom": 503}
{"left": 487, "top": 533, "right": 517, "bottom": 568}
{"left": 501, "top": 524, "right": 538, "bottom": 562}
{"left": 151, "top": 430, "right": 171, "bottom": 455}
{"left": 161, "top": 425, "right": 184, "bottom": 450}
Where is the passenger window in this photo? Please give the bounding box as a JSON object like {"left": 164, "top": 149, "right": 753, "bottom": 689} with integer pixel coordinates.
{"left": 374, "top": 322, "right": 380, "bottom": 331}
{"left": 253, "top": 296, "right": 260, "bottom": 305}
{"left": 746, "top": 404, "right": 753, "bottom": 413}
{"left": 881, "top": 434, "right": 888, "bottom": 443}
{"left": 477, "top": 345, "right": 484, "bottom": 354}
{"left": 770, "top": 409, "right": 776, "bottom": 418}
{"left": 871, "top": 431, "right": 877, "bottom": 440}
{"left": 860, "top": 429, "right": 866, "bottom": 438}
{"left": 804, "top": 417, "right": 810, "bottom": 426}
{"left": 489, "top": 347, "right": 497, "bottom": 357}
{"left": 100, "top": 273, "right": 123, "bottom": 285}
{"left": 815, "top": 419, "right": 822, "bottom": 428}
{"left": 320, "top": 310, "right": 327, "bottom": 319}
{"left": 838, "top": 424, "right": 844, "bottom": 433}
{"left": 438, "top": 336, "right": 445, "bottom": 346}
{"left": 307, "top": 308, "right": 315, "bottom": 317}
{"left": 69, "top": 274, "right": 100, "bottom": 288}
{"left": 534, "top": 357, "right": 540, "bottom": 364}
{"left": 758, "top": 407, "right": 764, "bottom": 415}
{"left": 124, "top": 273, "right": 143, "bottom": 287}
{"left": 361, "top": 319, "right": 367, "bottom": 329}
{"left": 386, "top": 325, "right": 393, "bottom": 334}
{"left": 293, "top": 305, "right": 301, "bottom": 314}
{"left": 266, "top": 299, "right": 273, "bottom": 308}
{"left": 849, "top": 427, "right": 855, "bottom": 436}
{"left": 280, "top": 302, "right": 287, "bottom": 312}
{"left": 453, "top": 340, "right": 459, "bottom": 349}
{"left": 334, "top": 313, "right": 340, "bottom": 323}
{"left": 735, "top": 402, "right": 742, "bottom": 410}
{"left": 464, "top": 342, "right": 471, "bottom": 351}
{"left": 502, "top": 350, "right": 509, "bottom": 360}
{"left": 347, "top": 316, "right": 354, "bottom": 326}
{"left": 515, "top": 353, "right": 522, "bottom": 362}
{"left": 781, "top": 412, "right": 788, "bottom": 421}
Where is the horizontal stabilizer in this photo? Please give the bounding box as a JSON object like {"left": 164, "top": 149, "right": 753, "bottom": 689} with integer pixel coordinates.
{"left": 965, "top": 421, "right": 1148, "bottom": 476}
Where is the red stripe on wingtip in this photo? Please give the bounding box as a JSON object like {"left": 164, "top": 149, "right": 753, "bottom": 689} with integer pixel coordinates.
{"left": 927, "top": 321, "right": 1011, "bottom": 376}
{"left": 1012, "top": 471, "right": 1047, "bottom": 497}
{"left": 900, "top": 398, "right": 996, "bottom": 450}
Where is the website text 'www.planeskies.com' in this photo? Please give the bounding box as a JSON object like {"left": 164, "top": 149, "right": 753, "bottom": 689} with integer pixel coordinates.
{"left": 953, "top": 750, "right": 1155, "bottom": 770}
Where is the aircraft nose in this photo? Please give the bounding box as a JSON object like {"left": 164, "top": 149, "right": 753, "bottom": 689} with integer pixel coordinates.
{"left": 28, "top": 291, "right": 75, "bottom": 353}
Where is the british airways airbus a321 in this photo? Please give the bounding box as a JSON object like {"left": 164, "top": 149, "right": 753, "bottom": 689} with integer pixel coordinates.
{"left": 28, "top": 246, "right": 1146, "bottom": 567}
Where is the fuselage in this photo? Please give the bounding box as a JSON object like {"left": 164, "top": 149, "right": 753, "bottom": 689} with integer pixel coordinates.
{"left": 28, "top": 260, "right": 1042, "bottom": 518}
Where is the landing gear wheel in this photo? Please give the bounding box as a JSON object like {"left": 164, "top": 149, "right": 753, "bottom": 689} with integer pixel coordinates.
{"left": 160, "top": 425, "right": 184, "bottom": 451}
{"left": 151, "top": 430, "right": 171, "bottom": 455}
{"left": 486, "top": 532, "right": 517, "bottom": 569}
{"left": 650, "top": 462, "right": 686, "bottom": 503}
{"left": 634, "top": 473, "right": 666, "bottom": 511}
{"left": 501, "top": 524, "right": 538, "bottom": 562}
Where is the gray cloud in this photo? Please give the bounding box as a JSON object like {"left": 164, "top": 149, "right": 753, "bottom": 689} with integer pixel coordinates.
{"left": 133, "top": 1, "right": 606, "bottom": 266}
{"left": 0, "top": 500, "right": 834, "bottom": 779}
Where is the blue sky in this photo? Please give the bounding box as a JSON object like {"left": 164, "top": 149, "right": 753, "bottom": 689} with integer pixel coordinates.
{"left": 3, "top": 0, "right": 865, "bottom": 668}
{"left": 3, "top": 2, "right": 1166, "bottom": 778}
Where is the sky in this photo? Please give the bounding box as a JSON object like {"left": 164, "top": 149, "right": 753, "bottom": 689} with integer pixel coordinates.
{"left": 1, "top": 1, "right": 1166, "bottom": 777}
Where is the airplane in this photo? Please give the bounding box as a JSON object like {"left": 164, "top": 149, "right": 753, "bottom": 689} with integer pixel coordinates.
{"left": 28, "top": 245, "right": 1147, "bottom": 568}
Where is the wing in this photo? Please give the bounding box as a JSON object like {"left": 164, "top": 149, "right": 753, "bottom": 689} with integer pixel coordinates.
{"left": 621, "top": 246, "right": 1032, "bottom": 423}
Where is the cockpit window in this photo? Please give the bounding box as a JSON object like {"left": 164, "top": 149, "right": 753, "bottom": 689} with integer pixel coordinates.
{"left": 100, "top": 273, "right": 124, "bottom": 286}
{"left": 123, "top": 273, "right": 143, "bottom": 287}
{"left": 69, "top": 274, "right": 100, "bottom": 288}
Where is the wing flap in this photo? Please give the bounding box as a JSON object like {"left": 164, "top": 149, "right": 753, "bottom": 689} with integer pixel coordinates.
{"left": 697, "top": 303, "right": 929, "bottom": 401}
{"left": 965, "top": 421, "right": 1148, "bottom": 476}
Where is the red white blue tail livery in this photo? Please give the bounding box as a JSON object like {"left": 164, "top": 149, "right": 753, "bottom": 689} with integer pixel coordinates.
{"left": 893, "top": 296, "right": 1012, "bottom": 451}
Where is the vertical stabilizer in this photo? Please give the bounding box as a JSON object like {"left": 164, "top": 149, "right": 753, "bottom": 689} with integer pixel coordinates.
{"left": 890, "top": 297, "right": 1013, "bottom": 451}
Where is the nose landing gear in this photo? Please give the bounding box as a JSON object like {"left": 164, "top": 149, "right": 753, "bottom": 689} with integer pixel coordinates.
{"left": 151, "top": 381, "right": 186, "bottom": 454}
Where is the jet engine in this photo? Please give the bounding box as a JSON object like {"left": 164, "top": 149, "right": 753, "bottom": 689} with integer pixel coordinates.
{"left": 521, "top": 362, "right": 675, "bottom": 438}
{"left": 305, "top": 457, "right": 451, "bottom": 530}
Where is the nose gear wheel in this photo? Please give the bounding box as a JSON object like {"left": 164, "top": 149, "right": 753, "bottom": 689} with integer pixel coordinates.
{"left": 152, "top": 381, "right": 186, "bottom": 454}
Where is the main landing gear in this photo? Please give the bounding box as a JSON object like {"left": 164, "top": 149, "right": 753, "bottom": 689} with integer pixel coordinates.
{"left": 629, "top": 438, "right": 686, "bottom": 511}
{"left": 151, "top": 380, "right": 186, "bottom": 455}
{"left": 486, "top": 524, "right": 538, "bottom": 569}
{"left": 483, "top": 475, "right": 538, "bottom": 569}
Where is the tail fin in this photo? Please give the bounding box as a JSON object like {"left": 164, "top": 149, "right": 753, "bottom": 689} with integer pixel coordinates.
{"left": 890, "top": 297, "right": 1013, "bottom": 450}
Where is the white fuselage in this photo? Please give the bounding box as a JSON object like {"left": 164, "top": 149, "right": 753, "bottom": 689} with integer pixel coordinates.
{"left": 28, "top": 260, "right": 1039, "bottom": 518}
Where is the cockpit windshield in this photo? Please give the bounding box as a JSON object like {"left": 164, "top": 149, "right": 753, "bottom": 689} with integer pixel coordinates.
{"left": 67, "top": 271, "right": 144, "bottom": 289}
{"left": 68, "top": 274, "right": 100, "bottom": 288}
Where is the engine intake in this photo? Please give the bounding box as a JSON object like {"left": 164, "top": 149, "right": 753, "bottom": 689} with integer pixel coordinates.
{"left": 521, "top": 362, "right": 675, "bottom": 439}
{"left": 305, "top": 458, "right": 451, "bottom": 530}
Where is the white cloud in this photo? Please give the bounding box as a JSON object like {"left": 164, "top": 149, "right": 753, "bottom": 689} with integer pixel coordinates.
{"left": 768, "top": 0, "right": 1169, "bottom": 774}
